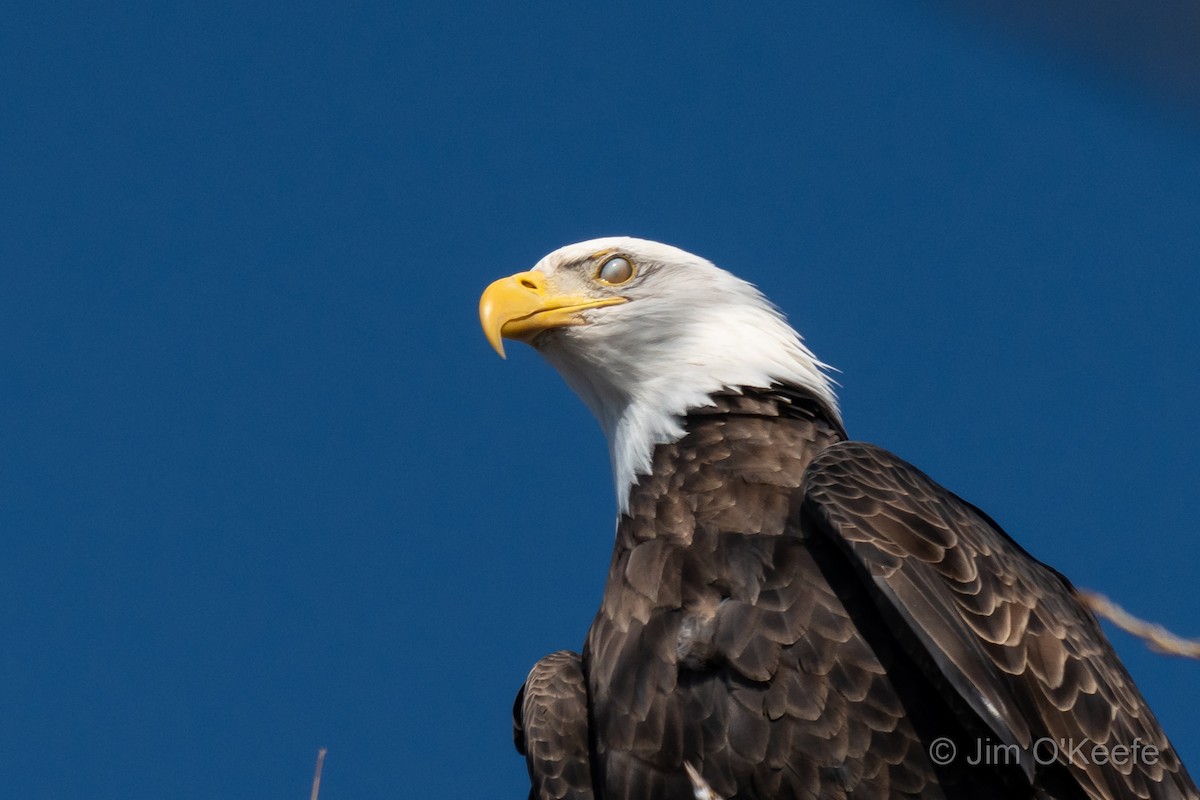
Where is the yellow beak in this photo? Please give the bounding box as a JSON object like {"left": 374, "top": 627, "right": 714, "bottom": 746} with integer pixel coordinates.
{"left": 479, "top": 271, "right": 627, "bottom": 358}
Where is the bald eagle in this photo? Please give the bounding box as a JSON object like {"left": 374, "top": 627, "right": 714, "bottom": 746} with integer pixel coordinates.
{"left": 479, "top": 238, "right": 1196, "bottom": 800}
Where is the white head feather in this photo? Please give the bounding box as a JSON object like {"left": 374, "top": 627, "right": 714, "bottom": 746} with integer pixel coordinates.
{"left": 528, "top": 237, "right": 839, "bottom": 513}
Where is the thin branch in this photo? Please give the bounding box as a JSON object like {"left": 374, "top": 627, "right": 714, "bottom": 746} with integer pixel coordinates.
{"left": 1078, "top": 589, "right": 1200, "bottom": 659}
{"left": 310, "top": 748, "right": 328, "bottom": 800}
{"left": 684, "top": 761, "right": 724, "bottom": 800}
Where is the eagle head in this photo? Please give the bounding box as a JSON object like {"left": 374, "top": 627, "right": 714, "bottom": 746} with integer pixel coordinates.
{"left": 480, "top": 237, "right": 838, "bottom": 510}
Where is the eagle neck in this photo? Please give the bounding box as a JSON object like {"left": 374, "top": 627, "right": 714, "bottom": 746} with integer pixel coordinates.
{"left": 614, "top": 384, "right": 845, "bottom": 520}
{"left": 540, "top": 324, "right": 840, "bottom": 515}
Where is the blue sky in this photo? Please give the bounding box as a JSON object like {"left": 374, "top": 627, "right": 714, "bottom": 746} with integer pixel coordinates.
{"left": 2, "top": 2, "right": 1197, "bottom": 797}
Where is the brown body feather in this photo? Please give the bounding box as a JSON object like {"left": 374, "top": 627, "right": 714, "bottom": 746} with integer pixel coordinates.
{"left": 514, "top": 387, "right": 1196, "bottom": 800}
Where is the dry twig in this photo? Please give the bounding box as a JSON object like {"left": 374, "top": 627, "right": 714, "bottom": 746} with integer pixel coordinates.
{"left": 1078, "top": 590, "right": 1200, "bottom": 659}
{"left": 310, "top": 748, "right": 328, "bottom": 800}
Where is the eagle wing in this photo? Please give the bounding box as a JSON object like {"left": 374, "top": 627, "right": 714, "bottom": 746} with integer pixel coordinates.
{"left": 514, "top": 651, "right": 595, "bottom": 800}
{"left": 802, "top": 441, "right": 1197, "bottom": 800}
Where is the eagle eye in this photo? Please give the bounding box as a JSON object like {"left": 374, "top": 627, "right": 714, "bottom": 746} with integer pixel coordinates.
{"left": 596, "top": 256, "right": 635, "bottom": 285}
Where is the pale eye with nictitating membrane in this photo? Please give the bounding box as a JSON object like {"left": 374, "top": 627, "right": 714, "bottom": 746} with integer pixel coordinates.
{"left": 597, "top": 256, "right": 634, "bottom": 285}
